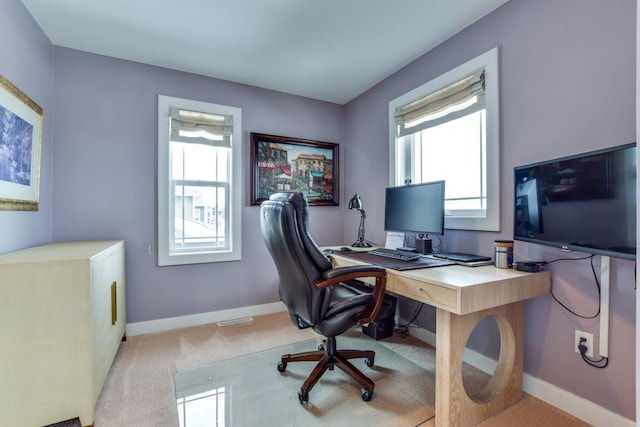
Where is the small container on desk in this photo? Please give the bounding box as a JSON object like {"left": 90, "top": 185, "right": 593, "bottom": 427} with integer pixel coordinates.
{"left": 494, "top": 240, "right": 514, "bottom": 268}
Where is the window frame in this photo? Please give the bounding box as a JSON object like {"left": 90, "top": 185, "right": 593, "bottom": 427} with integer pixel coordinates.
{"left": 158, "top": 95, "right": 242, "bottom": 266}
{"left": 388, "top": 47, "right": 500, "bottom": 231}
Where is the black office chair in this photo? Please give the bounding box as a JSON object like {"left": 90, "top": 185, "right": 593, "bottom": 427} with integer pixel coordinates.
{"left": 260, "top": 192, "right": 387, "bottom": 403}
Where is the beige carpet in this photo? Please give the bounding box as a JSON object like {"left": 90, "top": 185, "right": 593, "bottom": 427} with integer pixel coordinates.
{"left": 95, "top": 311, "right": 589, "bottom": 426}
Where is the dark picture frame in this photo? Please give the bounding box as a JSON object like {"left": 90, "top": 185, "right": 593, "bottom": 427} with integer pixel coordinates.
{"left": 250, "top": 133, "right": 339, "bottom": 205}
{"left": 0, "top": 75, "right": 43, "bottom": 211}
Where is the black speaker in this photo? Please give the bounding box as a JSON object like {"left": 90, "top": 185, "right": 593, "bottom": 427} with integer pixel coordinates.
{"left": 362, "top": 293, "right": 397, "bottom": 340}
{"left": 345, "top": 280, "right": 398, "bottom": 340}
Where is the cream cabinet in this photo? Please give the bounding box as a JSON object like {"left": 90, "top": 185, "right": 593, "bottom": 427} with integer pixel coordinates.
{"left": 0, "top": 240, "right": 126, "bottom": 427}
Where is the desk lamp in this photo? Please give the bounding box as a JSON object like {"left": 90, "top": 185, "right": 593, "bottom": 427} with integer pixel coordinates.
{"left": 348, "top": 193, "right": 372, "bottom": 247}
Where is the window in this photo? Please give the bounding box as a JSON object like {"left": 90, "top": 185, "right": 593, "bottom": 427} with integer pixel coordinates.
{"left": 389, "top": 47, "right": 500, "bottom": 231}
{"left": 158, "top": 95, "right": 242, "bottom": 266}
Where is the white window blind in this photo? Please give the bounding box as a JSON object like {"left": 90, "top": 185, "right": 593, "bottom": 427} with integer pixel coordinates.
{"left": 394, "top": 69, "right": 485, "bottom": 137}
{"left": 170, "top": 107, "right": 233, "bottom": 146}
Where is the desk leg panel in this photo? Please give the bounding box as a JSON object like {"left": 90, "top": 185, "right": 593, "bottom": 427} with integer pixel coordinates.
{"left": 435, "top": 302, "right": 524, "bottom": 427}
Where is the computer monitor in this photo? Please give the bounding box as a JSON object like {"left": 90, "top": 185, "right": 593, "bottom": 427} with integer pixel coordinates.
{"left": 384, "top": 180, "right": 445, "bottom": 252}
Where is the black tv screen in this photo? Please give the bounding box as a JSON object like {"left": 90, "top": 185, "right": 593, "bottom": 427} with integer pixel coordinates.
{"left": 384, "top": 180, "right": 445, "bottom": 236}
{"left": 514, "top": 143, "right": 636, "bottom": 260}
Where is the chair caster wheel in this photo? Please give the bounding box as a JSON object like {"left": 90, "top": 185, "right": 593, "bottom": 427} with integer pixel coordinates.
{"left": 298, "top": 391, "right": 309, "bottom": 404}
{"left": 365, "top": 356, "right": 375, "bottom": 367}
{"left": 361, "top": 388, "right": 373, "bottom": 402}
{"left": 277, "top": 361, "right": 287, "bottom": 372}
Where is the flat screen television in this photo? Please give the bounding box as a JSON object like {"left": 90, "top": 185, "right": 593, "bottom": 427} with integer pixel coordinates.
{"left": 384, "top": 180, "right": 445, "bottom": 237}
{"left": 514, "top": 143, "right": 636, "bottom": 260}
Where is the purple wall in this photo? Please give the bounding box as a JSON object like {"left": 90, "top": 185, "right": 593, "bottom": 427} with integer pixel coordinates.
{"left": 344, "top": 0, "right": 636, "bottom": 419}
{"left": 1, "top": 0, "right": 636, "bottom": 420}
{"left": 51, "top": 48, "right": 346, "bottom": 323}
{"left": 0, "top": 0, "right": 53, "bottom": 253}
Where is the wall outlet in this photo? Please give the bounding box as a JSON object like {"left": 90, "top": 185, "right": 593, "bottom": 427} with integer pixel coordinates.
{"left": 575, "top": 330, "right": 594, "bottom": 358}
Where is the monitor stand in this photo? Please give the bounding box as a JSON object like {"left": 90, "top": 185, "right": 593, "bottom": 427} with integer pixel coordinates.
{"left": 415, "top": 238, "right": 432, "bottom": 254}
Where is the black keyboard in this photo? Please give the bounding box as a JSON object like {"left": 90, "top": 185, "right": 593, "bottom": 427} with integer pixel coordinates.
{"left": 369, "top": 248, "right": 422, "bottom": 261}
{"left": 433, "top": 252, "right": 492, "bottom": 263}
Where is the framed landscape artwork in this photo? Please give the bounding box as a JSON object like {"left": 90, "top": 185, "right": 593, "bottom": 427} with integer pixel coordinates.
{"left": 0, "top": 75, "right": 43, "bottom": 211}
{"left": 250, "top": 133, "right": 339, "bottom": 206}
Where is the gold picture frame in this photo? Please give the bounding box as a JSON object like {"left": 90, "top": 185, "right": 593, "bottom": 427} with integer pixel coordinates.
{"left": 0, "top": 75, "right": 43, "bottom": 211}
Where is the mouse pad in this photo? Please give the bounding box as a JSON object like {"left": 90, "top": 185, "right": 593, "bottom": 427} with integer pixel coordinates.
{"left": 335, "top": 251, "right": 454, "bottom": 271}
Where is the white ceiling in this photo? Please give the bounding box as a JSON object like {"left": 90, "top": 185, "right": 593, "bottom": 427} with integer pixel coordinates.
{"left": 20, "top": 0, "right": 508, "bottom": 104}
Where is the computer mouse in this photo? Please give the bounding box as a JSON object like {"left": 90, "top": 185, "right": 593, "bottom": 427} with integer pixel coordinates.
{"left": 339, "top": 247, "right": 354, "bottom": 252}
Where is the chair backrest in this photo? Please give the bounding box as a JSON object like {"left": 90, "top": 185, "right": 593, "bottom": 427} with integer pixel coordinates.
{"left": 260, "top": 192, "right": 333, "bottom": 326}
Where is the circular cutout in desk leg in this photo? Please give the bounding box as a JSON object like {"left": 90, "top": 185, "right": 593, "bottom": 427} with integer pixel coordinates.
{"left": 462, "top": 314, "right": 516, "bottom": 404}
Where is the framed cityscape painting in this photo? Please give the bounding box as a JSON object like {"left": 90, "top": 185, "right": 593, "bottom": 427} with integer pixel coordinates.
{"left": 0, "top": 75, "right": 43, "bottom": 211}
{"left": 250, "top": 133, "right": 339, "bottom": 206}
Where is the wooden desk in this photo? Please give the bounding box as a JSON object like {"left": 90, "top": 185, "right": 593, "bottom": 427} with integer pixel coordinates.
{"left": 331, "top": 253, "right": 551, "bottom": 427}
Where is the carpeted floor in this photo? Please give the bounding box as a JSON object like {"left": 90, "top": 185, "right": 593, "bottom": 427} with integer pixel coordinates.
{"left": 94, "top": 311, "right": 589, "bottom": 426}
{"left": 175, "top": 332, "right": 435, "bottom": 426}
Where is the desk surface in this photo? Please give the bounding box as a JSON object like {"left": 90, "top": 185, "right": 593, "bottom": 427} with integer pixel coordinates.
{"left": 331, "top": 252, "right": 551, "bottom": 315}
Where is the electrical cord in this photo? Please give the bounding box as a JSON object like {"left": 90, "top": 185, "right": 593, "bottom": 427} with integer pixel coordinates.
{"left": 544, "top": 254, "right": 610, "bottom": 368}
{"left": 430, "top": 234, "right": 442, "bottom": 251}
{"left": 394, "top": 301, "right": 424, "bottom": 338}
{"left": 543, "top": 254, "right": 600, "bottom": 319}
{"left": 578, "top": 337, "right": 609, "bottom": 368}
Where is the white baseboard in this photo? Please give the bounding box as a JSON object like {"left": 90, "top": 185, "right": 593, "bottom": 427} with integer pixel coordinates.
{"left": 126, "top": 301, "right": 287, "bottom": 336}
{"left": 406, "top": 325, "right": 634, "bottom": 427}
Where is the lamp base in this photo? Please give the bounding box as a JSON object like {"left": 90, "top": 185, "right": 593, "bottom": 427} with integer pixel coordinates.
{"left": 352, "top": 241, "right": 372, "bottom": 248}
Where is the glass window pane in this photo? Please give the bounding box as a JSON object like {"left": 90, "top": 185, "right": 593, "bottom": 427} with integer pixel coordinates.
{"left": 407, "top": 110, "right": 486, "bottom": 212}
{"left": 171, "top": 142, "right": 230, "bottom": 182}
{"left": 419, "top": 111, "right": 483, "bottom": 196}
{"left": 172, "top": 185, "right": 227, "bottom": 252}
{"left": 446, "top": 199, "right": 485, "bottom": 210}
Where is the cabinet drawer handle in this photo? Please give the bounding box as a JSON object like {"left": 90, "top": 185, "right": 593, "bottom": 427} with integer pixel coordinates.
{"left": 111, "top": 281, "right": 117, "bottom": 325}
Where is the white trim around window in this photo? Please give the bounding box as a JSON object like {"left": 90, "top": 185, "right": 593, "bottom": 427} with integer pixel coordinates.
{"left": 158, "top": 95, "right": 242, "bottom": 266}
{"left": 389, "top": 47, "right": 500, "bottom": 231}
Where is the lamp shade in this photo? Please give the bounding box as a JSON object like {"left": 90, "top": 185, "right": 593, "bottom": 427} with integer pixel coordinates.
{"left": 348, "top": 193, "right": 363, "bottom": 210}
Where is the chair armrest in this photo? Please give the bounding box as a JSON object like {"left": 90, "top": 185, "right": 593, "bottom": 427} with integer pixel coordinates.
{"left": 314, "top": 266, "right": 387, "bottom": 325}
{"left": 318, "top": 265, "right": 386, "bottom": 284}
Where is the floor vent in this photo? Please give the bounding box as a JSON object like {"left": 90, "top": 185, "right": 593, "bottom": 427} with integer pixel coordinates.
{"left": 217, "top": 317, "right": 254, "bottom": 327}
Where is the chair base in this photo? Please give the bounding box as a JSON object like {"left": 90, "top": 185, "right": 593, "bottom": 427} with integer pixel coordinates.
{"left": 278, "top": 336, "right": 375, "bottom": 402}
